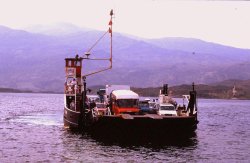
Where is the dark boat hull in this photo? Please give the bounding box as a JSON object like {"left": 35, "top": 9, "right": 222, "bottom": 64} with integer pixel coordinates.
{"left": 87, "top": 114, "right": 198, "bottom": 137}
{"left": 63, "top": 107, "right": 81, "bottom": 128}
{"left": 64, "top": 108, "right": 198, "bottom": 137}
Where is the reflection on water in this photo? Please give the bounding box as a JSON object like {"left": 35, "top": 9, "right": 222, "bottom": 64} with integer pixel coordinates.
{"left": 60, "top": 129, "right": 198, "bottom": 162}
{"left": 1, "top": 93, "right": 250, "bottom": 162}
{"left": 90, "top": 131, "right": 198, "bottom": 149}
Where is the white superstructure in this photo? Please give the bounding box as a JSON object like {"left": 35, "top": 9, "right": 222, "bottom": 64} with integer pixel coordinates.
{"left": 112, "top": 90, "right": 139, "bottom": 99}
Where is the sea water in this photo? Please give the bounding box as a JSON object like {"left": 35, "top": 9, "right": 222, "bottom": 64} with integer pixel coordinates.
{"left": 0, "top": 93, "right": 250, "bottom": 162}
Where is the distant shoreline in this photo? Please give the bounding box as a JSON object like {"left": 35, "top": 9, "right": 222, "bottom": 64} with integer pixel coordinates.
{"left": 0, "top": 88, "right": 62, "bottom": 94}
{"left": 2, "top": 80, "right": 250, "bottom": 100}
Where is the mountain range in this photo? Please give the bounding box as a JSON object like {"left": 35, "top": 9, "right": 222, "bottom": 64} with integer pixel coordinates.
{"left": 0, "top": 23, "right": 250, "bottom": 92}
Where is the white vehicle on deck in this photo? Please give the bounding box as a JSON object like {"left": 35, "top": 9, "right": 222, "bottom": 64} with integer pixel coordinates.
{"left": 156, "top": 103, "right": 177, "bottom": 116}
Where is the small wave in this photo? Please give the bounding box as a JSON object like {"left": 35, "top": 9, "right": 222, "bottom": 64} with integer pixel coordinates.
{"left": 11, "top": 114, "right": 63, "bottom": 126}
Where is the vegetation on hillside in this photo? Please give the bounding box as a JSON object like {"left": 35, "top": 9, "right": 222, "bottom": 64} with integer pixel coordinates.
{"left": 132, "top": 80, "right": 250, "bottom": 99}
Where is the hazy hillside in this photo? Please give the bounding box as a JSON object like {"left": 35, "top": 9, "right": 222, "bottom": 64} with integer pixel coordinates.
{"left": 132, "top": 79, "right": 250, "bottom": 99}
{"left": 0, "top": 24, "right": 250, "bottom": 92}
{"left": 24, "top": 23, "right": 91, "bottom": 36}
{"left": 147, "top": 37, "right": 250, "bottom": 62}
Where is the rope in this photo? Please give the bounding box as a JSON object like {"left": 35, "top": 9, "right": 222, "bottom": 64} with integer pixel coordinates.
{"left": 86, "top": 29, "right": 109, "bottom": 53}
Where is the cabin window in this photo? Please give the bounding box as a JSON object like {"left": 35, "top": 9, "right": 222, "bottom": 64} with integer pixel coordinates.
{"left": 68, "top": 61, "right": 72, "bottom": 67}
{"left": 66, "top": 96, "right": 75, "bottom": 109}
{"left": 116, "top": 99, "right": 138, "bottom": 108}
{"left": 65, "top": 77, "right": 75, "bottom": 85}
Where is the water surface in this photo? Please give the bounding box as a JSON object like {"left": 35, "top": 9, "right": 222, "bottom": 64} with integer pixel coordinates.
{"left": 0, "top": 93, "right": 250, "bottom": 162}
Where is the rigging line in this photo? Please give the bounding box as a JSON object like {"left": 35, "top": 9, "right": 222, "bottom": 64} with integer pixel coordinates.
{"left": 83, "top": 66, "right": 112, "bottom": 77}
{"left": 86, "top": 29, "right": 109, "bottom": 53}
{"left": 84, "top": 58, "right": 110, "bottom": 61}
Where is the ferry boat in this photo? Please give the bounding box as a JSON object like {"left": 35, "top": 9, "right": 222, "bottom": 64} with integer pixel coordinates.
{"left": 64, "top": 65, "right": 198, "bottom": 135}
{"left": 63, "top": 10, "right": 198, "bottom": 136}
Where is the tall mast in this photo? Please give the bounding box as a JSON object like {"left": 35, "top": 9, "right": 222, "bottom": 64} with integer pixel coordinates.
{"left": 81, "top": 9, "right": 114, "bottom": 77}
{"left": 79, "top": 10, "right": 114, "bottom": 130}
{"left": 110, "top": 9, "right": 113, "bottom": 69}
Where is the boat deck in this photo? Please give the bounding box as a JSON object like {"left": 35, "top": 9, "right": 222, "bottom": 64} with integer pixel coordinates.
{"left": 104, "top": 113, "right": 190, "bottom": 120}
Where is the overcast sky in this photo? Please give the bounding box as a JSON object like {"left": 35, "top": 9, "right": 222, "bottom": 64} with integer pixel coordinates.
{"left": 0, "top": 0, "right": 250, "bottom": 49}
